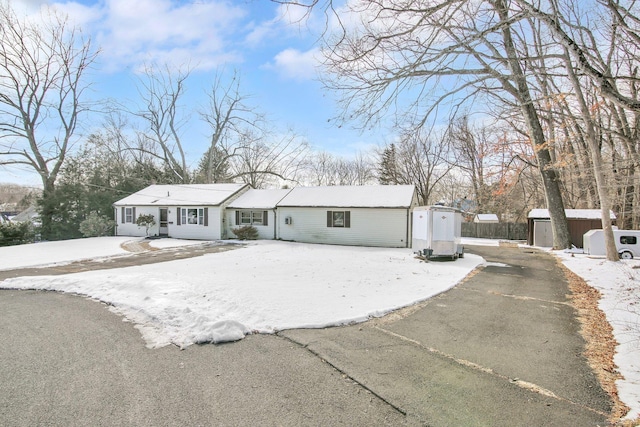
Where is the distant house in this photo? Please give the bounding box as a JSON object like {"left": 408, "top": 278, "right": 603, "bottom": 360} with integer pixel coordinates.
{"left": 474, "top": 214, "right": 499, "bottom": 223}
{"left": 11, "top": 206, "right": 39, "bottom": 225}
{"left": 226, "top": 189, "right": 291, "bottom": 240}
{"left": 113, "top": 184, "right": 250, "bottom": 240}
{"left": 275, "top": 185, "right": 418, "bottom": 248}
{"left": 527, "top": 209, "right": 617, "bottom": 248}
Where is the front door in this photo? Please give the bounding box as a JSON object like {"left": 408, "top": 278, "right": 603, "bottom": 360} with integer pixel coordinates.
{"left": 159, "top": 208, "right": 169, "bottom": 236}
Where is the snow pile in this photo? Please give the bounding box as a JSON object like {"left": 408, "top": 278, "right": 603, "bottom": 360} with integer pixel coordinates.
{"left": 0, "top": 241, "right": 483, "bottom": 348}
{"left": 558, "top": 252, "right": 640, "bottom": 420}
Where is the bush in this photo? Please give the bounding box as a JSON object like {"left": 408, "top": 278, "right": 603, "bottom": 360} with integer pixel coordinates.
{"left": 232, "top": 225, "right": 259, "bottom": 240}
{"left": 136, "top": 214, "right": 156, "bottom": 237}
{"left": 79, "top": 211, "right": 116, "bottom": 237}
{"left": 0, "top": 221, "right": 34, "bottom": 246}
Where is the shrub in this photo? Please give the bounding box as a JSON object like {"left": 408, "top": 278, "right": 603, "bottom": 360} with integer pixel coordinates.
{"left": 231, "top": 225, "right": 259, "bottom": 240}
{"left": 79, "top": 211, "right": 116, "bottom": 237}
{"left": 136, "top": 213, "right": 156, "bottom": 237}
{"left": 0, "top": 221, "right": 34, "bottom": 246}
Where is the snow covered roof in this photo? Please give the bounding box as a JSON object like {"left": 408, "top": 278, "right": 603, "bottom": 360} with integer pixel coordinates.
{"left": 227, "top": 189, "right": 292, "bottom": 209}
{"left": 475, "top": 214, "right": 499, "bottom": 222}
{"left": 277, "top": 185, "right": 416, "bottom": 208}
{"left": 114, "top": 184, "right": 248, "bottom": 207}
{"left": 527, "top": 209, "right": 616, "bottom": 220}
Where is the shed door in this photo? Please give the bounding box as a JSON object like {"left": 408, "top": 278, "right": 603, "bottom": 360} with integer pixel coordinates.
{"left": 533, "top": 220, "right": 553, "bottom": 247}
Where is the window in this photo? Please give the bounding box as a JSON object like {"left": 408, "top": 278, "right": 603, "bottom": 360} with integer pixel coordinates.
{"left": 236, "top": 210, "right": 267, "bottom": 226}
{"left": 620, "top": 235, "right": 637, "bottom": 245}
{"left": 125, "top": 207, "right": 133, "bottom": 223}
{"left": 182, "top": 208, "right": 204, "bottom": 225}
{"left": 327, "top": 211, "right": 350, "bottom": 228}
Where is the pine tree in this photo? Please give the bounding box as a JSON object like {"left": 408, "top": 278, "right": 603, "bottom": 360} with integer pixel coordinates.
{"left": 378, "top": 144, "right": 399, "bottom": 185}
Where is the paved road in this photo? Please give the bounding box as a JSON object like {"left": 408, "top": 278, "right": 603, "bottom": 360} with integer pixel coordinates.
{"left": 0, "top": 244, "right": 612, "bottom": 426}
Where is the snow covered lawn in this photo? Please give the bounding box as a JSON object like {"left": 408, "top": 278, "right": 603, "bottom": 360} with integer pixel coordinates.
{"left": 0, "top": 236, "right": 204, "bottom": 271}
{"left": 558, "top": 252, "right": 640, "bottom": 421}
{"left": 0, "top": 240, "right": 483, "bottom": 349}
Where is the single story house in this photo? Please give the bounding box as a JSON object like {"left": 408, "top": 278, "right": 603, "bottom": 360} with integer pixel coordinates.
{"left": 113, "top": 183, "right": 249, "bottom": 240}
{"left": 226, "top": 188, "right": 292, "bottom": 240}
{"left": 474, "top": 213, "right": 499, "bottom": 223}
{"left": 275, "top": 185, "right": 418, "bottom": 248}
{"left": 114, "top": 184, "right": 418, "bottom": 248}
{"left": 527, "top": 208, "right": 617, "bottom": 248}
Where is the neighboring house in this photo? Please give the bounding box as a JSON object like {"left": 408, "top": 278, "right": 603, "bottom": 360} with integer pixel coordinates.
{"left": 11, "top": 206, "right": 39, "bottom": 226}
{"left": 226, "top": 188, "right": 292, "bottom": 240}
{"left": 527, "top": 209, "right": 617, "bottom": 248}
{"left": 113, "top": 184, "right": 250, "bottom": 240}
{"left": 474, "top": 214, "right": 499, "bottom": 223}
{"left": 276, "top": 185, "right": 418, "bottom": 248}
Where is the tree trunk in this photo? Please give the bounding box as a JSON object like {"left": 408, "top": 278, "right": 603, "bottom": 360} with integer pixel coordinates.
{"left": 495, "top": 0, "right": 572, "bottom": 248}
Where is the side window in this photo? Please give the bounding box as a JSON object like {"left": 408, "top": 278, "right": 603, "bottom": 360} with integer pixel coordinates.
{"left": 327, "top": 211, "right": 351, "bottom": 228}
{"left": 620, "top": 236, "right": 637, "bottom": 245}
{"left": 125, "top": 207, "right": 133, "bottom": 223}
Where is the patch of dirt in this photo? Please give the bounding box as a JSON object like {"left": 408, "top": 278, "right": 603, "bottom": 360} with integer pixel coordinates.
{"left": 560, "top": 262, "right": 635, "bottom": 426}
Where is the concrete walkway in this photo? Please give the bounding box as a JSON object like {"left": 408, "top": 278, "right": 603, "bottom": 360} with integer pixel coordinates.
{"left": 0, "top": 244, "right": 613, "bottom": 426}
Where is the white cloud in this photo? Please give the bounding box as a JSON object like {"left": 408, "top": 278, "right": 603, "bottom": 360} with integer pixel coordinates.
{"left": 18, "top": 0, "right": 250, "bottom": 73}
{"left": 266, "top": 47, "right": 321, "bottom": 82}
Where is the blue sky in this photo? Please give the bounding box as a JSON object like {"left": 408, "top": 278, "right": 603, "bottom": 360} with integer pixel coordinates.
{"left": 3, "top": 0, "right": 382, "bottom": 186}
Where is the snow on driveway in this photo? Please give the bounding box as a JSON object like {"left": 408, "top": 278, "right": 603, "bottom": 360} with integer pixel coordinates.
{"left": 0, "top": 240, "right": 482, "bottom": 349}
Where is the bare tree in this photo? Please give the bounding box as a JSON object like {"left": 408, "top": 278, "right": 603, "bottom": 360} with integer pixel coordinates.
{"left": 0, "top": 2, "right": 97, "bottom": 236}
{"left": 283, "top": 0, "right": 573, "bottom": 247}
{"left": 198, "top": 70, "right": 267, "bottom": 183}
{"left": 133, "top": 64, "right": 190, "bottom": 183}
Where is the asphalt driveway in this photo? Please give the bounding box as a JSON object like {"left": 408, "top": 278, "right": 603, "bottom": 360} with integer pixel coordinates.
{"left": 0, "top": 244, "right": 613, "bottom": 426}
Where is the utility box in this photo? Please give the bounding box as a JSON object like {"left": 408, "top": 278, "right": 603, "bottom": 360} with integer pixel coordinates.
{"left": 583, "top": 229, "right": 640, "bottom": 259}
{"left": 412, "top": 205, "right": 464, "bottom": 260}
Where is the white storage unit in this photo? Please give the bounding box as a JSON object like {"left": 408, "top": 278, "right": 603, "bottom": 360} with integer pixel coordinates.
{"left": 583, "top": 229, "right": 640, "bottom": 259}
{"left": 412, "top": 206, "right": 463, "bottom": 260}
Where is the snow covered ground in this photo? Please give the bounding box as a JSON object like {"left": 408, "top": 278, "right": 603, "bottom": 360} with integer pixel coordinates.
{"left": 0, "top": 240, "right": 483, "bottom": 348}
{"left": 0, "top": 237, "right": 637, "bottom": 419}
{"left": 558, "top": 252, "right": 640, "bottom": 420}
{"left": 0, "top": 236, "right": 204, "bottom": 271}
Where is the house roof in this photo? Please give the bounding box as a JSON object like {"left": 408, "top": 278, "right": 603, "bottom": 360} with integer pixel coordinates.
{"left": 475, "top": 214, "right": 499, "bottom": 222}
{"left": 114, "top": 184, "right": 248, "bottom": 207}
{"left": 527, "top": 209, "right": 616, "bottom": 220}
{"left": 227, "top": 189, "right": 292, "bottom": 209}
{"left": 277, "top": 185, "right": 416, "bottom": 208}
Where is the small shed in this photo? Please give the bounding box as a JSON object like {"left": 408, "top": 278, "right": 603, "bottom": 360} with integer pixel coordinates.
{"left": 527, "top": 209, "right": 617, "bottom": 248}
{"left": 113, "top": 183, "right": 249, "bottom": 240}
{"left": 226, "top": 188, "right": 292, "bottom": 240}
{"left": 474, "top": 213, "right": 499, "bottom": 223}
{"left": 276, "top": 185, "right": 418, "bottom": 248}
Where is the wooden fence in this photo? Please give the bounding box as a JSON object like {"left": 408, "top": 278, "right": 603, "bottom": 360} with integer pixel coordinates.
{"left": 461, "top": 222, "right": 528, "bottom": 241}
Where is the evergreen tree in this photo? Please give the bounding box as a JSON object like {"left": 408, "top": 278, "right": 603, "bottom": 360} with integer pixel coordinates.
{"left": 378, "top": 144, "right": 399, "bottom": 185}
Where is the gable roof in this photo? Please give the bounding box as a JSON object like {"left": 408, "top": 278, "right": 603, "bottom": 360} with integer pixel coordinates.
{"left": 528, "top": 209, "right": 616, "bottom": 220}
{"left": 277, "top": 185, "right": 416, "bottom": 208}
{"left": 114, "top": 184, "right": 248, "bottom": 207}
{"left": 227, "top": 189, "right": 292, "bottom": 209}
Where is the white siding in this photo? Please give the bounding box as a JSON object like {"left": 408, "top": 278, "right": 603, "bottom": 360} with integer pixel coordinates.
{"left": 227, "top": 209, "right": 276, "bottom": 240}
{"left": 277, "top": 207, "right": 410, "bottom": 248}
{"left": 170, "top": 207, "right": 222, "bottom": 240}
{"left": 116, "top": 205, "right": 223, "bottom": 240}
{"left": 116, "top": 206, "right": 161, "bottom": 237}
